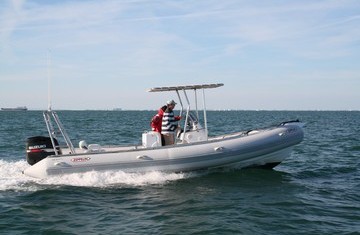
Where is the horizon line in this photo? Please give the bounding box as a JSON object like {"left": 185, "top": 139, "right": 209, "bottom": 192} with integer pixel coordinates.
{"left": 5, "top": 109, "right": 359, "bottom": 112}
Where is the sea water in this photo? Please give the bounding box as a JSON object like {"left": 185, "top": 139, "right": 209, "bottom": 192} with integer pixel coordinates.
{"left": 0, "top": 111, "right": 359, "bottom": 234}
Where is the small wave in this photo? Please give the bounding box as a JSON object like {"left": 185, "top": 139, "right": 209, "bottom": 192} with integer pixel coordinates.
{"left": 350, "top": 145, "right": 360, "bottom": 151}
{"left": 0, "top": 159, "right": 190, "bottom": 191}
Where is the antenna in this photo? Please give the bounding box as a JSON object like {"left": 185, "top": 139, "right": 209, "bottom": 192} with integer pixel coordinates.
{"left": 47, "top": 49, "right": 52, "bottom": 111}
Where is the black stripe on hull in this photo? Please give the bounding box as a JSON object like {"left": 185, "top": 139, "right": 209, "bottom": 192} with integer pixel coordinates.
{"left": 247, "top": 162, "right": 282, "bottom": 170}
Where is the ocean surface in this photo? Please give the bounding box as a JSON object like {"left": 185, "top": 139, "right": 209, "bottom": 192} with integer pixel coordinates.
{"left": 0, "top": 110, "right": 359, "bottom": 235}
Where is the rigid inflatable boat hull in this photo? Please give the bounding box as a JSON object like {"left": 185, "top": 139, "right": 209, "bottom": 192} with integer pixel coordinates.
{"left": 23, "top": 124, "right": 303, "bottom": 179}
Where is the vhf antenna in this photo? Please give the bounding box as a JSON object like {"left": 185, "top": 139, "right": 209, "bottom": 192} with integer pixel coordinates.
{"left": 47, "top": 49, "right": 52, "bottom": 111}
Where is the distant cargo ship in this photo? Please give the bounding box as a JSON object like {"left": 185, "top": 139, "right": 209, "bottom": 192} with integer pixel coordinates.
{"left": 1, "top": 106, "right": 28, "bottom": 111}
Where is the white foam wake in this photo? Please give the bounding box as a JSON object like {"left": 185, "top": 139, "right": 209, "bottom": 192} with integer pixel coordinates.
{"left": 0, "top": 159, "right": 189, "bottom": 191}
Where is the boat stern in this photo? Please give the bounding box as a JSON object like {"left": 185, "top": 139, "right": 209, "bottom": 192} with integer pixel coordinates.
{"left": 23, "top": 158, "right": 51, "bottom": 179}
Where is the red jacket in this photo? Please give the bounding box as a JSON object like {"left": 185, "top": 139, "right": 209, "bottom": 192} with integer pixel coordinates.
{"left": 151, "top": 107, "right": 165, "bottom": 133}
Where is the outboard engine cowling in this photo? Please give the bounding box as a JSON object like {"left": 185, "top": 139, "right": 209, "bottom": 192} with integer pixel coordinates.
{"left": 26, "top": 136, "right": 61, "bottom": 165}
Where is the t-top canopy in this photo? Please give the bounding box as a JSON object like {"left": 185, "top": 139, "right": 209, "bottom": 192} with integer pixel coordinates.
{"left": 148, "top": 83, "right": 224, "bottom": 92}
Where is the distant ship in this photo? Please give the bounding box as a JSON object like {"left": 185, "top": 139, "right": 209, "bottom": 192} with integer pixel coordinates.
{"left": 1, "top": 106, "right": 28, "bottom": 111}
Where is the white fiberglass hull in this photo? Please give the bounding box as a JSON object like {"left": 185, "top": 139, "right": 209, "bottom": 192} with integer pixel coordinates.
{"left": 23, "top": 123, "right": 304, "bottom": 179}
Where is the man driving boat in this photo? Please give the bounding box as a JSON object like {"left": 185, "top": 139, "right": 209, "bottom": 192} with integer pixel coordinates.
{"left": 161, "top": 100, "right": 181, "bottom": 145}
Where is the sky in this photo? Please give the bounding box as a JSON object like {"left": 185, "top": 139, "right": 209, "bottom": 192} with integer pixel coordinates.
{"left": 0, "top": 0, "right": 359, "bottom": 110}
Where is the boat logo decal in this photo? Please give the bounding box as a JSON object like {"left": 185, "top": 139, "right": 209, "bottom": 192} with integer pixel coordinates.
{"left": 29, "top": 145, "right": 47, "bottom": 149}
{"left": 71, "top": 157, "right": 91, "bottom": 163}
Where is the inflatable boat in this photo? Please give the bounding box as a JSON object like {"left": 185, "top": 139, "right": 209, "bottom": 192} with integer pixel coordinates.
{"left": 23, "top": 84, "right": 304, "bottom": 179}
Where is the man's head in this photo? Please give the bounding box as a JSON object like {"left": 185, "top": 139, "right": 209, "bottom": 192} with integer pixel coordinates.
{"left": 166, "top": 100, "right": 177, "bottom": 109}
{"left": 167, "top": 100, "right": 177, "bottom": 106}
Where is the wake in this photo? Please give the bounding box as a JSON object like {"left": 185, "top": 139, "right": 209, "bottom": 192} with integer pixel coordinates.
{"left": 0, "top": 159, "right": 189, "bottom": 191}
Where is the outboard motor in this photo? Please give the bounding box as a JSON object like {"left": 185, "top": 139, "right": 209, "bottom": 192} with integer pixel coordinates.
{"left": 26, "top": 136, "right": 61, "bottom": 165}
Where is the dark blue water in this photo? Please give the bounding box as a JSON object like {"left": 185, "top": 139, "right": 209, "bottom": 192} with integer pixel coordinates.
{"left": 0, "top": 111, "right": 359, "bottom": 234}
